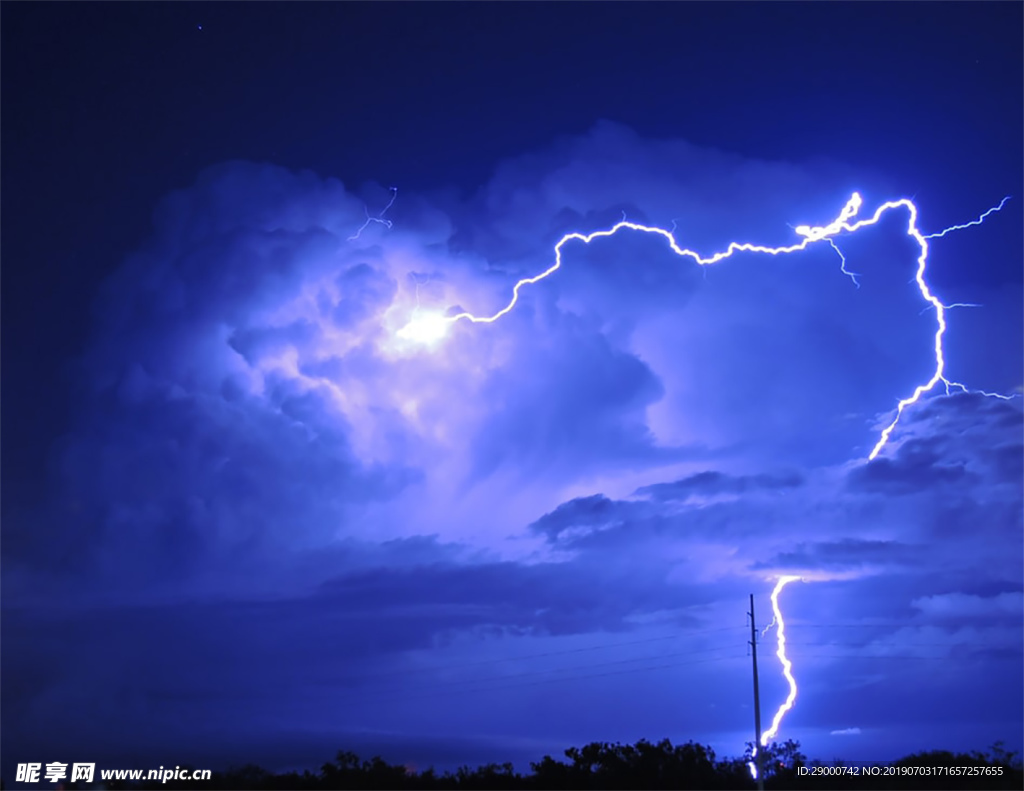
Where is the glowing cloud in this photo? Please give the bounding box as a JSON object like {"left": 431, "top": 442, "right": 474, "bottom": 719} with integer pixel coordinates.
{"left": 395, "top": 311, "right": 453, "bottom": 345}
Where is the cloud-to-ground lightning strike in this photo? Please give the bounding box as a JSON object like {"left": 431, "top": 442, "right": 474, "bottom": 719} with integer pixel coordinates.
{"left": 762, "top": 576, "right": 802, "bottom": 744}
{"left": 397, "top": 193, "right": 1013, "bottom": 459}
{"left": 749, "top": 575, "right": 802, "bottom": 781}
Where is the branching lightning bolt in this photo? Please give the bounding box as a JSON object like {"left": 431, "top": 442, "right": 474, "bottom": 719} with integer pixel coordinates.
{"left": 922, "top": 196, "right": 1011, "bottom": 240}
{"left": 347, "top": 186, "right": 398, "bottom": 241}
{"left": 827, "top": 238, "right": 861, "bottom": 288}
{"left": 397, "top": 192, "right": 1014, "bottom": 459}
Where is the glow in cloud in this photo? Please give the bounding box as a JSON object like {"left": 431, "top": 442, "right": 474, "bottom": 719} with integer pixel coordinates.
{"left": 397, "top": 193, "right": 1012, "bottom": 460}
{"left": 395, "top": 311, "right": 452, "bottom": 345}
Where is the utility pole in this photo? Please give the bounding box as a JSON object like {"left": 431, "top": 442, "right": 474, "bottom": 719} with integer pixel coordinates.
{"left": 749, "top": 594, "right": 765, "bottom": 791}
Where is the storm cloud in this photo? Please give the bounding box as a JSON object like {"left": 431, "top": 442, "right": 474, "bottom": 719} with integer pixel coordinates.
{"left": 4, "top": 117, "right": 1021, "bottom": 774}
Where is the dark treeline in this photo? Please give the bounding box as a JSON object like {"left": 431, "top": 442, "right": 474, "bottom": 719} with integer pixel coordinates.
{"left": 42, "top": 739, "right": 1024, "bottom": 791}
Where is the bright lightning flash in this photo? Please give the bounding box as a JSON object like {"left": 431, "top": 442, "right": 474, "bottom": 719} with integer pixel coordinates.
{"left": 749, "top": 575, "right": 802, "bottom": 781}
{"left": 395, "top": 311, "right": 452, "bottom": 345}
{"left": 762, "top": 575, "right": 801, "bottom": 745}
{"left": 394, "top": 193, "right": 1012, "bottom": 458}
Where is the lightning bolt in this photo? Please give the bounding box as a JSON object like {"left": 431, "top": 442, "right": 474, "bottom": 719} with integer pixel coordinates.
{"left": 347, "top": 186, "right": 398, "bottom": 241}
{"left": 921, "top": 196, "right": 1012, "bottom": 240}
{"left": 397, "top": 192, "right": 1014, "bottom": 459}
{"left": 761, "top": 575, "right": 801, "bottom": 745}
{"left": 827, "top": 238, "right": 861, "bottom": 288}
{"left": 749, "top": 575, "right": 802, "bottom": 781}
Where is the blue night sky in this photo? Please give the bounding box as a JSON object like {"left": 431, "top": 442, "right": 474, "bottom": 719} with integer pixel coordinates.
{"left": 2, "top": 0, "right": 1022, "bottom": 780}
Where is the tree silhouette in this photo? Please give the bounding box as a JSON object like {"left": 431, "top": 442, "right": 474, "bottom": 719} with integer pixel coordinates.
{"left": 744, "top": 738, "right": 806, "bottom": 786}
{"left": 532, "top": 738, "right": 741, "bottom": 789}
{"left": 45, "top": 736, "right": 1024, "bottom": 790}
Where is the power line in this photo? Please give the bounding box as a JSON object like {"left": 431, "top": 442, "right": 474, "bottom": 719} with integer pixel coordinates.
{"left": 769, "top": 623, "right": 1002, "bottom": 630}
{"left": 320, "top": 642, "right": 1023, "bottom": 711}
{"left": 337, "top": 623, "right": 748, "bottom": 686}
{"left": 332, "top": 649, "right": 748, "bottom": 708}
{"left": 317, "top": 615, "right": 1023, "bottom": 712}
{"left": 330, "top": 642, "right": 742, "bottom": 698}
{"left": 790, "top": 652, "right": 1023, "bottom": 662}
{"left": 787, "top": 641, "right": 1017, "bottom": 648}
{"left": 343, "top": 620, "right": 1009, "bottom": 689}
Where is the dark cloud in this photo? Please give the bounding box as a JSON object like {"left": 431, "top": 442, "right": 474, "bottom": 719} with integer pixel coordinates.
{"left": 636, "top": 470, "right": 804, "bottom": 502}
{"left": 529, "top": 494, "right": 627, "bottom": 540}
{"left": 911, "top": 591, "right": 1023, "bottom": 623}
{"left": 315, "top": 556, "right": 690, "bottom": 638}
{"left": 752, "top": 538, "right": 923, "bottom": 572}
{"left": 471, "top": 319, "right": 672, "bottom": 479}
{"left": 3, "top": 542, "right": 731, "bottom": 776}
{"left": 983, "top": 442, "right": 1024, "bottom": 483}
{"left": 846, "top": 395, "right": 1022, "bottom": 498}
{"left": 329, "top": 263, "right": 399, "bottom": 328}
{"left": 847, "top": 439, "right": 974, "bottom": 495}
